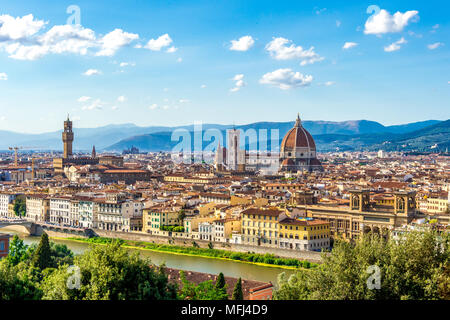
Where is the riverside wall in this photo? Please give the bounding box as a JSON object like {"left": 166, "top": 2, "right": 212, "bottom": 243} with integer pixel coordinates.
{"left": 93, "top": 229, "right": 324, "bottom": 263}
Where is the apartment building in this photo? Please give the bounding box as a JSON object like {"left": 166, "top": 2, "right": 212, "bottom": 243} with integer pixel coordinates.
{"left": 142, "top": 206, "right": 181, "bottom": 235}
{"left": 0, "top": 193, "right": 17, "bottom": 218}
{"left": 49, "top": 197, "right": 72, "bottom": 225}
{"left": 25, "top": 194, "right": 49, "bottom": 223}
{"left": 278, "top": 216, "right": 330, "bottom": 251}
{"left": 241, "top": 208, "right": 283, "bottom": 247}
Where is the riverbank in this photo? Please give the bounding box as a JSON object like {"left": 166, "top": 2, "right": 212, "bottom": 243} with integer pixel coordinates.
{"left": 61, "top": 236, "right": 318, "bottom": 270}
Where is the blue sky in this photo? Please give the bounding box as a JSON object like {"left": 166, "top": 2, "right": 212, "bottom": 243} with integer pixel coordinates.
{"left": 0, "top": 0, "right": 449, "bottom": 133}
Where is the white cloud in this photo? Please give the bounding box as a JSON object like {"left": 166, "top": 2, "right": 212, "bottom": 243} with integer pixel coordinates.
{"left": 315, "top": 8, "right": 327, "bottom": 15}
{"left": 0, "top": 14, "right": 46, "bottom": 41}
{"left": 96, "top": 29, "right": 139, "bottom": 56}
{"left": 120, "top": 62, "right": 135, "bottom": 67}
{"left": 432, "top": 24, "right": 439, "bottom": 30}
{"left": 200, "top": 84, "right": 206, "bottom": 89}
{"left": 71, "top": 116, "right": 81, "bottom": 121}
{"left": 166, "top": 46, "right": 178, "bottom": 53}
{"left": 162, "top": 105, "right": 170, "bottom": 110}
{"left": 0, "top": 72, "right": 7, "bottom": 80}
{"left": 0, "top": 14, "right": 138, "bottom": 60}
{"left": 117, "top": 95, "right": 126, "bottom": 102}
{"left": 230, "top": 74, "right": 245, "bottom": 92}
{"left": 83, "top": 69, "right": 101, "bottom": 76}
{"left": 336, "top": 20, "right": 342, "bottom": 27}
{"left": 81, "top": 99, "right": 104, "bottom": 111}
{"left": 384, "top": 37, "right": 407, "bottom": 52}
{"left": 77, "top": 96, "right": 91, "bottom": 102}
{"left": 343, "top": 42, "right": 358, "bottom": 50}
{"left": 177, "top": 57, "right": 182, "bottom": 63}
{"left": 0, "top": 116, "right": 6, "bottom": 121}
{"left": 230, "top": 35, "right": 255, "bottom": 51}
{"left": 149, "top": 104, "right": 158, "bottom": 110}
{"left": 179, "top": 99, "right": 190, "bottom": 103}
{"left": 427, "top": 42, "right": 444, "bottom": 50}
{"left": 324, "top": 81, "right": 335, "bottom": 86}
{"left": 145, "top": 34, "right": 173, "bottom": 51}
{"left": 265, "top": 37, "right": 323, "bottom": 66}
{"left": 259, "top": 68, "right": 313, "bottom": 90}
{"left": 364, "top": 9, "right": 419, "bottom": 35}
{"left": 111, "top": 106, "right": 118, "bottom": 110}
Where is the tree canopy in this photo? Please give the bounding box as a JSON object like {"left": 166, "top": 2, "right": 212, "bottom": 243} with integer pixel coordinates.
{"left": 274, "top": 230, "right": 450, "bottom": 300}
{"left": 40, "top": 241, "right": 178, "bottom": 300}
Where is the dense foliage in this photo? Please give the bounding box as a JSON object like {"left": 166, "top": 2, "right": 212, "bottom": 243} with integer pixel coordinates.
{"left": 70, "top": 236, "right": 314, "bottom": 268}
{"left": 178, "top": 271, "right": 228, "bottom": 300}
{"left": 0, "top": 235, "right": 178, "bottom": 300}
{"left": 160, "top": 225, "right": 185, "bottom": 232}
{"left": 41, "top": 241, "right": 178, "bottom": 300}
{"left": 13, "top": 198, "right": 26, "bottom": 217}
{"left": 274, "top": 230, "right": 450, "bottom": 300}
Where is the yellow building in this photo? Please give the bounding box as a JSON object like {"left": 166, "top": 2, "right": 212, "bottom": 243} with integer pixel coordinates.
{"left": 278, "top": 216, "right": 330, "bottom": 251}
{"left": 241, "top": 208, "right": 283, "bottom": 247}
{"left": 426, "top": 197, "right": 449, "bottom": 214}
{"left": 230, "top": 195, "right": 252, "bottom": 206}
{"left": 143, "top": 206, "right": 180, "bottom": 235}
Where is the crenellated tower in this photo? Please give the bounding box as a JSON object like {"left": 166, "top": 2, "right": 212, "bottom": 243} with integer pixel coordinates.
{"left": 62, "top": 115, "right": 74, "bottom": 158}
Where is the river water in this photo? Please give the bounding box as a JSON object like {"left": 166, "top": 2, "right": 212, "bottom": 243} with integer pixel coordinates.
{"left": 0, "top": 229, "right": 294, "bottom": 285}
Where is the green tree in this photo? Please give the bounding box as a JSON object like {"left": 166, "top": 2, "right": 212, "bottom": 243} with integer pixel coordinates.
{"left": 215, "top": 272, "right": 226, "bottom": 290}
{"left": 178, "top": 209, "right": 186, "bottom": 222}
{"left": 31, "top": 233, "right": 52, "bottom": 270}
{"left": 178, "top": 271, "right": 228, "bottom": 300}
{"left": 0, "top": 259, "right": 42, "bottom": 300}
{"left": 232, "top": 278, "right": 243, "bottom": 300}
{"left": 274, "top": 230, "right": 449, "bottom": 300}
{"left": 13, "top": 198, "right": 26, "bottom": 217}
{"left": 215, "top": 272, "right": 227, "bottom": 300}
{"left": 41, "top": 241, "right": 178, "bottom": 300}
{"left": 6, "top": 235, "right": 30, "bottom": 266}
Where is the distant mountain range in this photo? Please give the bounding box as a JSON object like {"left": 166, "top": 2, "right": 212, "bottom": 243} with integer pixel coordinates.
{"left": 0, "top": 119, "right": 447, "bottom": 153}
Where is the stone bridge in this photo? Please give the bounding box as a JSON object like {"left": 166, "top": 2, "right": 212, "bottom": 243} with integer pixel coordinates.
{"left": 0, "top": 220, "right": 95, "bottom": 237}
{"left": 0, "top": 220, "right": 35, "bottom": 235}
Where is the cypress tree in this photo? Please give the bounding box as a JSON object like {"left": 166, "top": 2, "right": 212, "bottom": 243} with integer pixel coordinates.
{"left": 232, "top": 278, "right": 244, "bottom": 300}
{"left": 32, "top": 233, "right": 52, "bottom": 270}
{"left": 215, "top": 272, "right": 228, "bottom": 300}
{"left": 215, "top": 272, "right": 226, "bottom": 290}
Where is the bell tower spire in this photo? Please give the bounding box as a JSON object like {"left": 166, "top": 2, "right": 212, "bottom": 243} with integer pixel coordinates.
{"left": 295, "top": 113, "right": 302, "bottom": 127}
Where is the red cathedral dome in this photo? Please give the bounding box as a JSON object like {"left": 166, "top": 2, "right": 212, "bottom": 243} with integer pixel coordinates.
{"left": 280, "top": 114, "right": 316, "bottom": 152}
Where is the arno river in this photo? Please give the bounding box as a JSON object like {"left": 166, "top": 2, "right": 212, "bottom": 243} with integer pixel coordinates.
{"left": 0, "top": 229, "right": 294, "bottom": 285}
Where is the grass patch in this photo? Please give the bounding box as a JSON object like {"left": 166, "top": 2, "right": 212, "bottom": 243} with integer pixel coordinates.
{"left": 67, "top": 236, "right": 318, "bottom": 269}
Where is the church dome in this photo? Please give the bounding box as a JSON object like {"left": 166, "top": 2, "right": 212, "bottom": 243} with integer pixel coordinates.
{"left": 280, "top": 114, "right": 316, "bottom": 152}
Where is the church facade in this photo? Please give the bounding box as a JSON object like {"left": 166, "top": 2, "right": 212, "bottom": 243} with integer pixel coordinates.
{"left": 214, "top": 114, "right": 323, "bottom": 174}
{"left": 279, "top": 114, "right": 323, "bottom": 172}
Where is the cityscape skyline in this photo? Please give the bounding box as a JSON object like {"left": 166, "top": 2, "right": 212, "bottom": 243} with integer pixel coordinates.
{"left": 0, "top": 0, "right": 449, "bottom": 133}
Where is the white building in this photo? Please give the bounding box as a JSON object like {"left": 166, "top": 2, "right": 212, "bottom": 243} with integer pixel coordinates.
{"left": 49, "top": 197, "right": 71, "bottom": 225}
{"left": 25, "top": 195, "right": 49, "bottom": 223}
{"left": 0, "top": 193, "right": 16, "bottom": 218}
{"left": 198, "top": 221, "right": 214, "bottom": 241}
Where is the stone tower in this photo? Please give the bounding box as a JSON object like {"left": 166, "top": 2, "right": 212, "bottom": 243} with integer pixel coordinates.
{"left": 226, "top": 128, "right": 245, "bottom": 171}
{"left": 62, "top": 115, "right": 74, "bottom": 159}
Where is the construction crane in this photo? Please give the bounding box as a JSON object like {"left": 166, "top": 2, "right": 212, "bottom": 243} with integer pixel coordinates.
{"left": 8, "top": 146, "right": 22, "bottom": 167}
{"left": 8, "top": 146, "right": 43, "bottom": 167}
